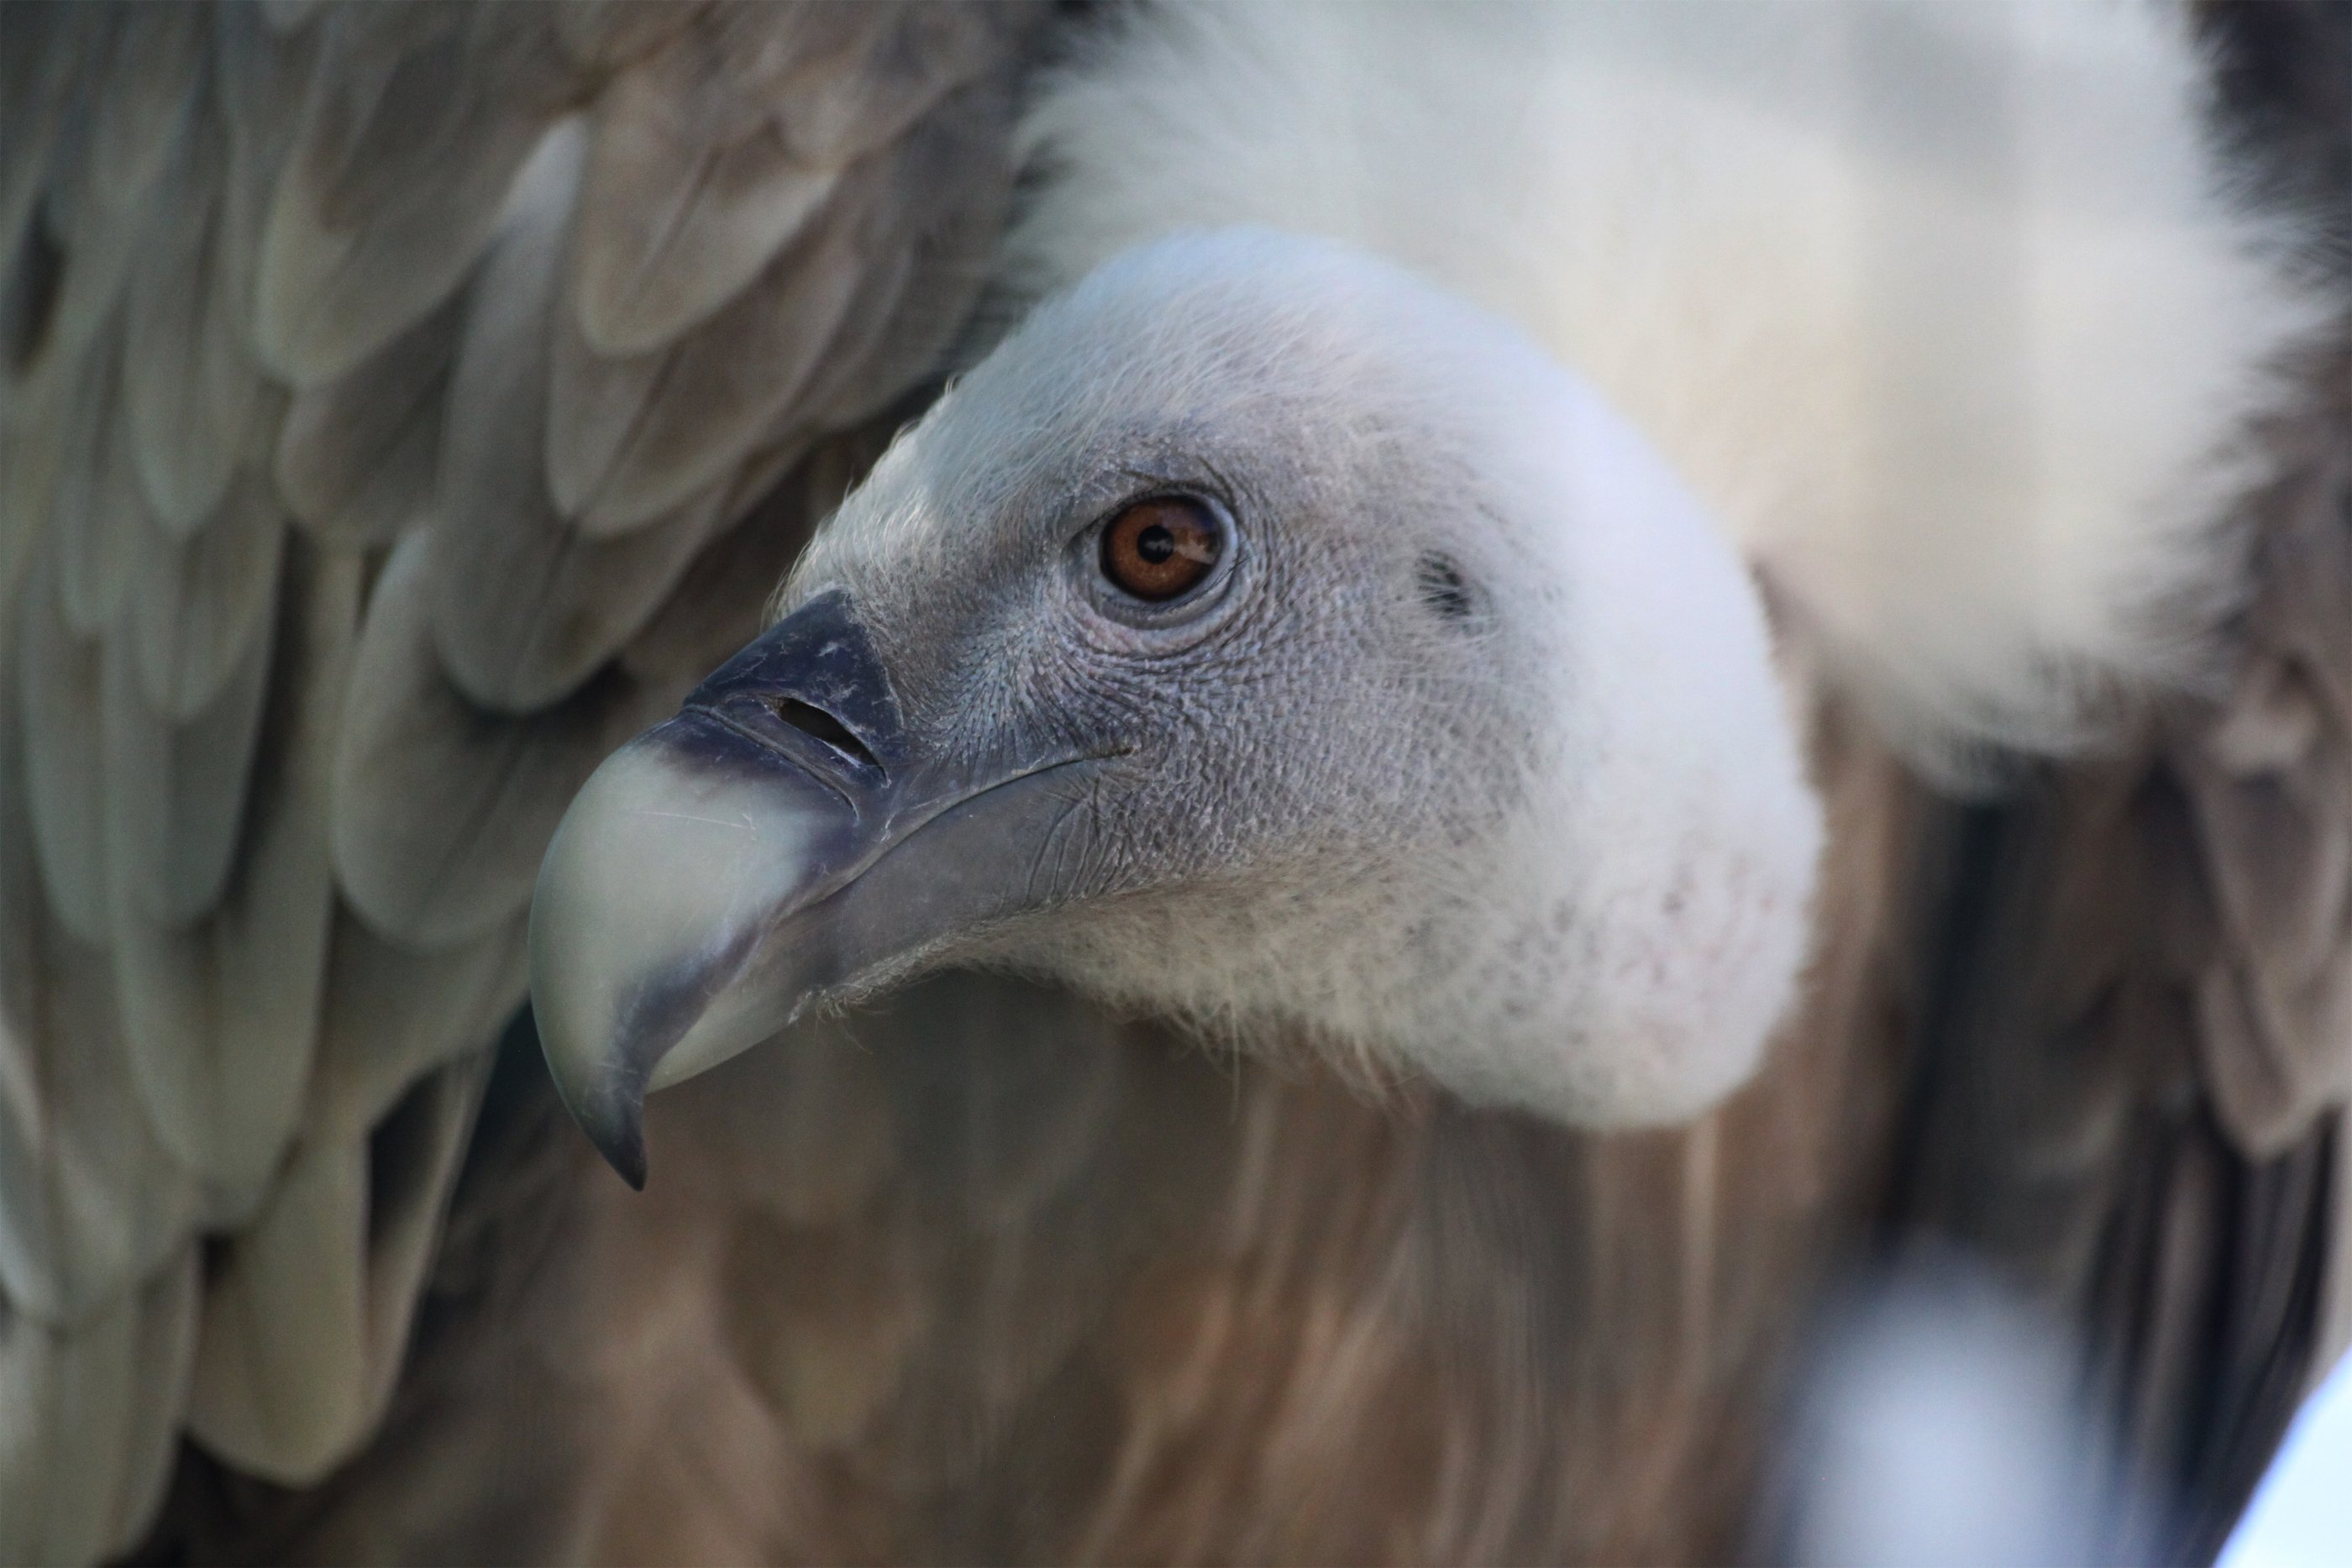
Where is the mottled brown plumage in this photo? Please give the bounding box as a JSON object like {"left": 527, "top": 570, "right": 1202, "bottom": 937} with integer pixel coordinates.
{"left": 0, "top": 3, "right": 2344, "bottom": 1565}
{"left": 1895, "top": 334, "right": 2352, "bottom": 1567}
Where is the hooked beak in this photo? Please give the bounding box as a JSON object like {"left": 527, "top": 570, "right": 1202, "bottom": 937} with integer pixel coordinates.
{"left": 528, "top": 590, "right": 1095, "bottom": 1187}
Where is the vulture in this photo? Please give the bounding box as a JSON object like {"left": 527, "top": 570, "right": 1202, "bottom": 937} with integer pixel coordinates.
{"left": 0, "top": 1, "right": 2346, "bottom": 1563}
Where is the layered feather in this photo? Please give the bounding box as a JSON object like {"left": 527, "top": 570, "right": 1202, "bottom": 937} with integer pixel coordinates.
{"left": 0, "top": 3, "right": 1042, "bottom": 1556}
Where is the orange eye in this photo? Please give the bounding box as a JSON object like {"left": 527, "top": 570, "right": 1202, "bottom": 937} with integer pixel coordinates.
{"left": 1100, "top": 497, "right": 1223, "bottom": 601}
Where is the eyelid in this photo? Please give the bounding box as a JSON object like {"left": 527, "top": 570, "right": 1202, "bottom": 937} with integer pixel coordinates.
{"left": 1081, "top": 486, "right": 1226, "bottom": 552}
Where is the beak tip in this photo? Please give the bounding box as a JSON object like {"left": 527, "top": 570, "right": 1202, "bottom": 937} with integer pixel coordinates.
{"left": 597, "top": 1109, "right": 654, "bottom": 1193}
{"left": 533, "top": 1007, "right": 654, "bottom": 1189}
{"left": 568, "top": 1078, "right": 651, "bottom": 1190}
{"left": 528, "top": 724, "right": 837, "bottom": 1192}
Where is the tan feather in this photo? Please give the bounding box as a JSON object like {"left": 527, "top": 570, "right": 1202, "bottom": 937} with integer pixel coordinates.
{"left": 617, "top": 448, "right": 854, "bottom": 693}
{"left": 308, "top": 908, "right": 528, "bottom": 1146}
{"left": 28, "top": 4, "right": 198, "bottom": 395}
{"left": 0, "top": 703, "right": 197, "bottom": 1319}
{"left": 432, "top": 479, "right": 730, "bottom": 717}
{"left": 571, "top": 50, "right": 841, "bottom": 359}
{"left": 431, "top": 136, "right": 733, "bottom": 708}
{"left": 2198, "top": 674, "right": 2351, "bottom": 978}
{"left": 2191, "top": 757, "right": 2352, "bottom": 1153}
{"left": 640, "top": 3, "right": 1018, "bottom": 168}
{"left": 107, "top": 547, "right": 353, "bottom": 1196}
{"left": 292, "top": 5, "right": 578, "bottom": 232}
{"left": 186, "top": 1052, "right": 490, "bottom": 1485}
{"left": 81, "top": 3, "right": 206, "bottom": 230}
{"left": 330, "top": 533, "right": 664, "bottom": 950}
{"left": 549, "top": 0, "right": 714, "bottom": 77}
{"left": 123, "top": 115, "right": 264, "bottom": 538}
{"left": 795, "top": 80, "right": 1017, "bottom": 430}
{"left": 2271, "top": 497, "right": 2352, "bottom": 726}
{"left": 100, "top": 569, "right": 273, "bottom": 931}
{"left": 50, "top": 330, "right": 140, "bottom": 641}
{"left": 0, "top": 941, "right": 196, "bottom": 1325}
{"left": 629, "top": 1, "right": 848, "bottom": 146}
{"left": 186, "top": 1130, "right": 374, "bottom": 1483}
{"left": 769, "top": 3, "right": 1036, "bottom": 170}
{"left": 545, "top": 63, "right": 1015, "bottom": 538}
{"left": 275, "top": 292, "right": 458, "bottom": 547}
{"left": 212, "top": 0, "right": 320, "bottom": 356}
{"left": 124, "top": 469, "right": 288, "bottom": 726}
{"left": 545, "top": 181, "right": 864, "bottom": 533}
{"left": 2176, "top": 367, "right": 2352, "bottom": 1160}
{"left": 2195, "top": 962, "right": 2316, "bottom": 1162}
{"left": 789, "top": 239, "right": 918, "bottom": 426}
{"left": 0, "top": 1249, "right": 197, "bottom": 1567}
{"left": 252, "top": 6, "right": 561, "bottom": 384}
{"left": 18, "top": 546, "right": 110, "bottom": 945}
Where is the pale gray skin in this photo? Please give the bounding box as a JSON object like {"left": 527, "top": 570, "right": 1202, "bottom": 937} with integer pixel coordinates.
{"left": 530, "top": 228, "right": 1819, "bottom": 1177}
{"left": 786, "top": 245, "right": 1548, "bottom": 974}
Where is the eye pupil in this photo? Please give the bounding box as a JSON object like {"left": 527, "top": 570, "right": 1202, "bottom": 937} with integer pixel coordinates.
{"left": 1100, "top": 496, "right": 1224, "bottom": 603}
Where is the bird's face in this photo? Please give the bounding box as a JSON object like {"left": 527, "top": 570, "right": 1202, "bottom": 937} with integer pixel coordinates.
{"left": 532, "top": 230, "right": 1823, "bottom": 1185}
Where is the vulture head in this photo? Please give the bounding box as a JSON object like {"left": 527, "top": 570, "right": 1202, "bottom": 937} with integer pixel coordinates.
{"left": 531, "top": 228, "right": 1822, "bottom": 1186}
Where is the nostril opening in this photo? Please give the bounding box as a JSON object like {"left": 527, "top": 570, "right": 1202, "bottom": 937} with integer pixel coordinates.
{"left": 771, "top": 698, "right": 880, "bottom": 771}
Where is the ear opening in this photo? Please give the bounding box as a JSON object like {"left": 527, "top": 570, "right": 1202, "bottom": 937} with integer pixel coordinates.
{"left": 1415, "top": 552, "right": 1482, "bottom": 625}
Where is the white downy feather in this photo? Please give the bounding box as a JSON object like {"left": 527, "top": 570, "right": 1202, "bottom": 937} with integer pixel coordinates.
{"left": 1008, "top": 0, "right": 2327, "bottom": 763}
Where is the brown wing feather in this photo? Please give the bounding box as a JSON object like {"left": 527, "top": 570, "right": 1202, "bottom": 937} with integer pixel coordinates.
{"left": 123, "top": 112, "right": 261, "bottom": 538}
{"left": 0, "top": 3, "right": 1044, "bottom": 1560}
{"left": 1878, "top": 354, "right": 2350, "bottom": 1567}
{"left": 273, "top": 291, "right": 458, "bottom": 548}
{"left": 2182, "top": 368, "right": 2352, "bottom": 1159}
{"left": 123, "top": 471, "right": 286, "bottom": 728}
{"left": 1863, "top": 8, "right": 2352, "bottom": 1557}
